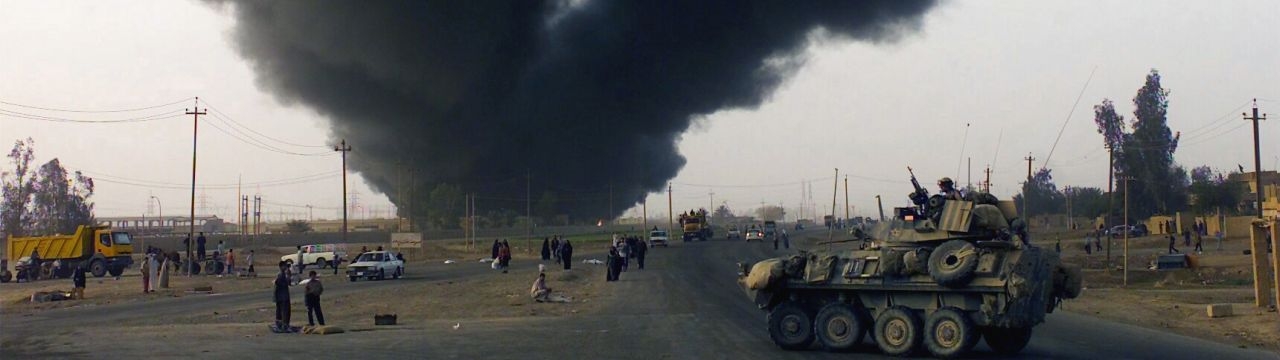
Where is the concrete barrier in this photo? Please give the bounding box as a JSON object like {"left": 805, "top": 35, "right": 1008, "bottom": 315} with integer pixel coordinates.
{"left": 1206, "top": 304, "right": 1233, "bottom": 318}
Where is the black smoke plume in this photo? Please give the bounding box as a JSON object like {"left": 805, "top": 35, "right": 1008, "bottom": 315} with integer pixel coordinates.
{"left": 208, "top": 0, "right": 938, "bottom": 223}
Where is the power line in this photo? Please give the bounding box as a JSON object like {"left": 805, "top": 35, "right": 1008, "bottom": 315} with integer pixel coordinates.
{"left": 198, "top": 98, "right": 330, "bottom": 149}
{"left": 0, "top": 108, "right": 186, "bottom": 123}
{"left": 202, "top": 116, "right": 334, "bottom": 156}
{"left": 0, "top": 97, "right": 194, "bottom": 113}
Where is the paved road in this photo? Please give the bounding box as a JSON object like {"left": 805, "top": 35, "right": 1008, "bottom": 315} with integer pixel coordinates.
{"left": 3, "top": 231, "right": 1277, "bottom": 359}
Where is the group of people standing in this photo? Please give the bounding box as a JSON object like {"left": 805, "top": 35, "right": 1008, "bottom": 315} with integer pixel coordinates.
{"left": 491, "top": 239, "right": 513, "bottom": 273}
{"left": 543, "top": 236, "right": 575, "bottom": 270}
{"left": 605, "top": 234, "right": 647, "bottom": 281}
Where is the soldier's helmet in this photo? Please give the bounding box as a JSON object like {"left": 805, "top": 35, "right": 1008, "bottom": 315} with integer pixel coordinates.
{"left": 937, "top": 177, "right": 955, "bottom": 189}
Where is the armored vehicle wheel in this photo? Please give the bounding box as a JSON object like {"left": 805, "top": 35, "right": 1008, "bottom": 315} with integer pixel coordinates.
{"left": 814, "top": 303, "right": 867, "bottom": 351}
{"left": 924, "top": 308, "right": 977, "bottom": 358}
{"left": 928, "top": 240, "right": 978, "bottom": 288}
{"left": 982, "top": 326, "right": 1032, "bottom": 355}
{"left": 89, "top": 259, "right": 107, "bottom": 278}
{"left": 768, "top": 302, "right": 815, "bottom": 350}
{"left": 874, "top": 306, "right": 922, "bottom": 356}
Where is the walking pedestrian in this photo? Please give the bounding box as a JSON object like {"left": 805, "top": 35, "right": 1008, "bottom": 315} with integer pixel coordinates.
{"left": 1194, "top": 233, "right": 1203, "bottom": 254}
{"left": 1055, "top": 238, "right": 1061, "bottom": 253}
{"left": 498, "top": 240, "right": 512, "bottom": 274}
{"left": 274, "top": 261, "right": 292, "bottom": 331}
{"left": 72, "top": 264, "right": 86, "bottom": 300}
{"left": 773, "top": 231, "right": 779, "bottom": 250}
{"left": 781, "top": 230, "right": 790, "bottom": 249}
{"left": 197, "top": 232, "right": 207, "bottom": 260}
{"left": 541, "top": 237, "right": 551, "bottom": 261}
{"left": 1167, "top": 234, "right": 1179, "bottom": 254}
{"left": 1183, "top": 230, "right": 1191, "bottom": 247}
{"left": 491, "top": 239, "right": 501, "bottom": 260}
{"left": 561, "top": 240, "right": 573, "bottom": 270}
{"left": 1084, "top": 235, "right": 1093, "bottom": 255}
{"left": 605, "top": 246, "right": 620, "bottom": 282}
{"left": 246, "top": 250, "right": 256, "bottom": 275}
{"left": 305, "top": 271, "right": 325, "bottom": 326}
{"left": 332, "top": 252, "right": 340, "bottom": 275}
{"left": 636, "top": 238, "right": 647, "bottom": 270}
{"left": 551, "top": 237, "right": 561, "bottom": 264}
{"left": 619, "top": 238, "right": 630, "bottom": 272}
{"left": 1215, "top": 230, "right": 1224, "bottom": 251}
{"left": 147, "top": 253, "right": 158, "bottom": 291}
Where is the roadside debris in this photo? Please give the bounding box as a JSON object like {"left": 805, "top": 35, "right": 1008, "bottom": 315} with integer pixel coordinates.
{"left": 374, "top": 314, "right": 397, "bottom": 325}
{"left": 30, "top": 290, "right": 73, "bottom": 303}
{"left": 444, "top": 259, "right": 456, "bottom": 264}
{"left": 583, "top": 259, "right": 604, "bottom": 265}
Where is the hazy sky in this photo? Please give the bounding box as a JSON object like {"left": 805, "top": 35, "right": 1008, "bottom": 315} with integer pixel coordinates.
{"left": 2, "top": 1, "right": 1277, "bottom": 224}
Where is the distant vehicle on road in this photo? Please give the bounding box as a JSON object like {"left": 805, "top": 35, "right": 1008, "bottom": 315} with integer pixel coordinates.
{"left": 745, "top": 229, "right": 765, "bottom": 242}
{"left": 650, "top": 229, "right": 670, "bottom": 248}
{"left": 727, "top": 227, "right": 742, "bottom": 240}
{"left": 345, "top": 251, "right": 403, "bottom": 281}
{"left": 1108, "top": 225, "right": 1148, "bottom": 238}
{"left": 763, "top": 221, "right": 777, "bottom": 238}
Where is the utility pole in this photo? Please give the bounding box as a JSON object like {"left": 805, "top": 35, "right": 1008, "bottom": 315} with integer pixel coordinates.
{"left": 709, "top": 191, "right": 714, "bottom": 212}
{"left": 253, "top": 195, "right": 261, "bottom": 238}
{"left": 1243, "top": 100, "right": 1267, "bottom": 218}
{"left": 1065, "top": 186, "right": 1073, "bottom": 229}
{"left": 967, "top": 157, "right": 972, "bottom": 189}
{"left": 642, "top": 196, "right": 649, "bottom": 238}
{"left": 306, "top": 205, "right": 313, "bottom": 221}
{"left": 875, "top": 195, "right": 885, "bottom": 221}
{"left": 241, "top": 196, "right": 248, "bottom": 240}
{"left": 829, "top": 168, "right": 838, "bottom": 243}
{"left": 335, "top": 139, "right": 352, "bottom": 243}
{"left": 526, "top": 171, "right": 531, "bottom": 253}
{"left": 185, "top": 98, "right": 205, "bottom": 276}
{"left": 667, "top": 183, "right": 674, "bottom": 234}
{"left": 1122, "top": 175, "right": 1131, "bottom": 287}
{"left": 1106, "top": 143, "right": 1115, "bottom": 227}
{"left": 843, "top": 175, "right": 849, "bottom": 224}
{"left": 1024, "top": 154, "right": 1034, "bottom": 221}
{"left": 983, "top": 166, "right": 992, "bottom": 193}
{"left": 608, "top": 181, "right": 614, "bottom": 224}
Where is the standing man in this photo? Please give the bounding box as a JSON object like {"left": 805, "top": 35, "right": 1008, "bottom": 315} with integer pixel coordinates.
{"left": 196, "top": 232, "right": 207, "bottom": 261}
{"left": 635, "top": 237, "right": 647, "bottom": 270}
{"left": 294, "top": 245, "right": 306, "bottom": 274}
{"left": 1167, "top": 234, "right": 1180, "bottom": 254}
{"left": 1215, "top": 230, "right": 1224, "bottom": 251}
{"left": 140, "top": 254, "right": 152, "bottom": 293}
{"left": 72, "top": 264, "right": 87, "bottom": 300}
{"left": 217, "top": 240, "right": 225, "bottom": 259}
{"left": 226, "top": 249, "right": 236, "bottom": 276}
{"left": 305, "top": 271, "right": 325, "bottom": 326}
{"left": 781, "top": 229, "right": 790, "bottom": 249}
{"left": 274, "top": 261, "right": 292, "bottom": 331}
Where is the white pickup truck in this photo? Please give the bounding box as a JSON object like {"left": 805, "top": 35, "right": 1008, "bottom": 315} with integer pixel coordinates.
{"left": 280, "top": 244, "right": 346, "bottom": 269}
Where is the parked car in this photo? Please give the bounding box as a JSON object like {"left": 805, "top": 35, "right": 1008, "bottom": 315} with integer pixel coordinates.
{"left": 650, "top": 229, "right": 670, "bottom": 247}
{"left": 345, "top": 251, "right": 403, "bottom": 281}
{"left": 281, "top": 244, "right": 346, "bottom": 269}
{"left": 726, "top": 227, "right": 741, "bottom": 240}
{"left": 745, "top": 229, "right": 765, "bottom": 242}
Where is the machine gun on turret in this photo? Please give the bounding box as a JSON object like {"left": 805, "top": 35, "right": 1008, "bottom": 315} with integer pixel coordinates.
{"left": 907, "top": 167, "right": 930, "bottom": 207}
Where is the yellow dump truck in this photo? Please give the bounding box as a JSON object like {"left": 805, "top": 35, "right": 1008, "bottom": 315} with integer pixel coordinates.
{"left": 5, "top": 225, "right": 134, "bottom": 282}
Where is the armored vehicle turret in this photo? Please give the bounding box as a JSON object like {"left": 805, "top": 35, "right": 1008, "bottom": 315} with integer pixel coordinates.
{"left": 737, "top": 168, "right": 1082, "bottom": 358}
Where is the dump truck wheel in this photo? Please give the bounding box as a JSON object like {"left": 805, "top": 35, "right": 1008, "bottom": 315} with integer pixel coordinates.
{"left": 925, "top": 308, "right": 977, "bottom": 358}
{"left": 928, "top": 240, "right": 978, "bottom": 288}
{"left": 316, "top": 258, "right": 327, "bottom": 269}
{"left": 815, "top": 303, "right": 866, "bottom": 351}
{"left": 875, "top": 306, "right": 922, "bottom": 356}
{"left": 89, "top": 259, "right": 107, "bottom": 278}
{"left": 108, "top": 267, "right": 124, "bottom": 277}
{"left": 768, "top": 301, "right": 816, "bottom": 350}
{"left": 983, "top": 326, "right": 1032, "bottom": 355}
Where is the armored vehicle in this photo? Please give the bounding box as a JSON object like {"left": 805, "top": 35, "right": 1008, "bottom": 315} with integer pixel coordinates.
{"left": 738, "top": 168, "right": 1082, "bottom": 358}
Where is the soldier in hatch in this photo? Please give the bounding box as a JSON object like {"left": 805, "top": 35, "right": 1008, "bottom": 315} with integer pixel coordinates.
{"left": 937, "top": 177, "right": 963, "bottom": 200}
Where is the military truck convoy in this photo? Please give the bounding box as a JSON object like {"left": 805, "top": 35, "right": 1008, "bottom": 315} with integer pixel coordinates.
{"left": 4, "top": 225, "right": 135, "bottom": 282}
{"left": 739, "top": 168, "right": 1082, "bottom": 358}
